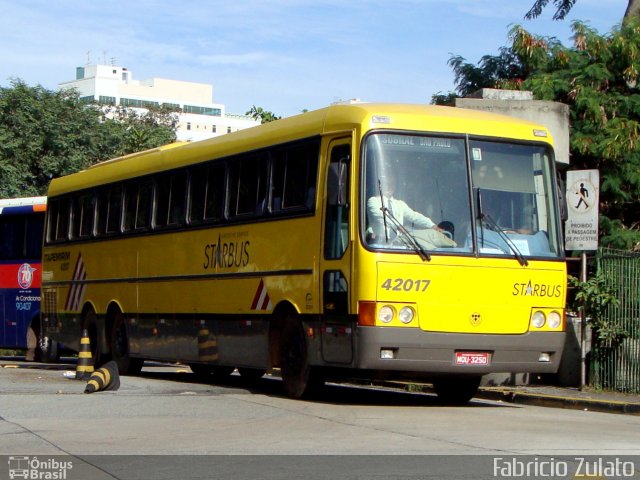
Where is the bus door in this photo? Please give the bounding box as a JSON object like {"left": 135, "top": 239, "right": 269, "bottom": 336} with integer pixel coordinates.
{"left": 319, "top": 139, "right": 354, "bottom": 364}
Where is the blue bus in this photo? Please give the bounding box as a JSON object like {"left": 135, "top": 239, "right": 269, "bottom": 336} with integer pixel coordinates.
{"left": 0, "top": 197, "right": 49, "bottom": 360}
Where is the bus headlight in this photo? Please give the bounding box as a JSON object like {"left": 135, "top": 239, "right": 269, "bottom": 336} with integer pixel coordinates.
{"left": 548, "top": 311, "right": 562, "bottom": 329}
{"left": 378, "top": 305, "right": 395, "bottom": 323}
{"left": 398, "top": 306, "right": 415, "bottom": 324}
{"left": 532, "top": 311, "right": 546, "bottom": 328}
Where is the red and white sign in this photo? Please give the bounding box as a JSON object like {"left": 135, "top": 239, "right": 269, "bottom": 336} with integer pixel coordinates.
{"left": 65, "top": 253, "right": 87, "bottom": 311}
{"left": 250, "top": 279, "right": 272, "bottom": 311}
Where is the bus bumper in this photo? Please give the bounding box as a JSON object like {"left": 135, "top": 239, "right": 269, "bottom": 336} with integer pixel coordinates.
{"left": 355, "top": 327, "right": 565, "bottom": 374}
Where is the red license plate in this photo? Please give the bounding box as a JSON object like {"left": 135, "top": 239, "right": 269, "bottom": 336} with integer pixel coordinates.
{"left": 455, "top": 352, "right": 490, "bottom": 366}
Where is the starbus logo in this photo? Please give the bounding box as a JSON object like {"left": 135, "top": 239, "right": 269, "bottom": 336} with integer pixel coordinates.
{"left": 8, "top": 456, "right": 73, "bottom": 480}
{"left": 17, "top": 264, "right": 36, "bottom": 289}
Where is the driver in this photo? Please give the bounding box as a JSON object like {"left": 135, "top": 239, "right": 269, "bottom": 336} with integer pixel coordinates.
{"left": 367, "top": 173, "right": 443, "bottom": 242}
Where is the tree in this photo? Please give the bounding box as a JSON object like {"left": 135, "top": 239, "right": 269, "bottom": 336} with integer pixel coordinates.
{"left": 101, "top": 104, "right": 179, "bottom": 156}
{"left": 437, "top": 20, "right": 640, "bottom": 250}
{"left": 0, "top": 79, "right": 177, "bottom": 197}
{"left": 246, "top": 105, "right": 281, "bottom": 123}
{"left": 525, "top": 0, "right": 640, "bottom": 21}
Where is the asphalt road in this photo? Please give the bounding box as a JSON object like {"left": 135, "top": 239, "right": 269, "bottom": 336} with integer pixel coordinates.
{"left": 0, "top": 360, "right": 639, "bottom": 479}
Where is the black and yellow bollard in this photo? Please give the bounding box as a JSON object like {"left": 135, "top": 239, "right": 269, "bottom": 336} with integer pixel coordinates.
{"left": 84, "top": 360, "right": 120, "bottom": 394}
{"left": 76, "top": 329, "right": 94, "bottom": 380}
{"left": 197, "top": 327, "right": 219, "bottom": 362}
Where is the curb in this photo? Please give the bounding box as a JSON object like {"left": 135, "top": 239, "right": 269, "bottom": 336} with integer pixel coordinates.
{"left": 476, "top": 387, "right": 640, "bottom": 415}
{"left": 346, "top": 378, "right": 640, "bottom": 415}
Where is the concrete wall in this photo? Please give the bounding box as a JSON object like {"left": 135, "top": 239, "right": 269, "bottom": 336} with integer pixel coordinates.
{"left": 456, "top": 89, "right": 570, "bottom": 166}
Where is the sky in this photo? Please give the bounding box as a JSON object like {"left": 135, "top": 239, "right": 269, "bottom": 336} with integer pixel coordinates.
{"left": 0, "top": 0, "right": 629, "bottom": 118}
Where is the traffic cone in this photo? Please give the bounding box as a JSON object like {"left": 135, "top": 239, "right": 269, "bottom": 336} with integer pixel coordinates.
{"left": 84, "top": 360, "right": 120, "bottom": 394}
{"left": 76, "top": 329, "right": 94, "bottom": 380}
{"left": 197, "top": 327, "right": 219, "bottom": 362}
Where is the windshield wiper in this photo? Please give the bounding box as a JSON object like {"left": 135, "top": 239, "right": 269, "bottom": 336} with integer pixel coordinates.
{"left": 482, "top": 213, "right": 529, "bottom": 267}
{"left": 475, "top": 188, "right": 528, "bottom": 267}
{"left": 378, "top": 179, "right": 430, "bottom": 261}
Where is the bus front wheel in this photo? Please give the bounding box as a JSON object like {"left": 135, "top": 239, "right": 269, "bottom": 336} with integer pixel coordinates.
{"left": 279, "top": 314, "right": 324, "bottom": 399}
{"left": 432, "top": 376, "right": 481, "bottom": 405}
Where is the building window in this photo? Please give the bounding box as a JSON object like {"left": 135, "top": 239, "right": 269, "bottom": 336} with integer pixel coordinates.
{"left": 183, "top": 105, "right": 222, "bottom": 116}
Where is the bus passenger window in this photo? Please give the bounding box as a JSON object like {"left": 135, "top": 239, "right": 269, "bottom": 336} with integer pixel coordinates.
{"left": 229, "top": 154, "right": 268, "bottom": 217}
{"left": 271, "top": 141, "right": 319, "bottom": 213}
{"left": 154, "top": 172, "right": 187, "bottom": 228}
{"left": 95, "top": 186, "right": 122, "bottom": 236}
{"left": 123, "top": 181, "right": 152, "bottom": 231}
{"left": 51, "top": 198, "right": 71, "bottom": 242}
{"left": 189, "top": 164, "right": 225, "bottom": 223}
{"left": 71, "top": 193, "right": 94, "bottom": 239}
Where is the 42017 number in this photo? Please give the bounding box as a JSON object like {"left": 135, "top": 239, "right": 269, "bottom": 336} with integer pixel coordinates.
{"left": 381, "top": 278, "right": 431, "bottom": 292}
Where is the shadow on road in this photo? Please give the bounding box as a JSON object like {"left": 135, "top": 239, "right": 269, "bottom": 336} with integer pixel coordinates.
{"left": 138, "top": 368, "right": 509, "bottom": 409}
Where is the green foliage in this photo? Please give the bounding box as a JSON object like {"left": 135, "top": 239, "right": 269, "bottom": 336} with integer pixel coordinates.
{"left": 525, "top": 0, "right": 578, "bottom": 21}
{"left": 569, "top": 274, "right": 626, "bottom": 346}
{"left": 0, "top": 79, "right": 177, "bottom": 198}
{"left": 441, "top": 19, "right": 640, "bottom": 250}
{"left": 246, "top": 105, "right": 281, "bottom": 123}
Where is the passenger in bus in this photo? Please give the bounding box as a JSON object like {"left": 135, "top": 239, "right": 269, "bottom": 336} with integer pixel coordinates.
{"left": 367, "top": 173, "right": 446, "bottom": 244}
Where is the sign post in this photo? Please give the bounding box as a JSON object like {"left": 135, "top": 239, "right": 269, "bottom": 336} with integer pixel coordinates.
{"left": 565, "top": 169, "right": 599, "bottom": 390}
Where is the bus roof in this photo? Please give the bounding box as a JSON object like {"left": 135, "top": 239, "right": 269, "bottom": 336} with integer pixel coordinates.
{"left": 47, "top": 103, "right": 554, "bottom": 197}
{"left": 0, "top": 196, "right": 47, "bottom": 214}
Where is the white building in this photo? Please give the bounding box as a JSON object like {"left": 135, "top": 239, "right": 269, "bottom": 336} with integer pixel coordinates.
{"left": 58, "top": 64, "right": 260, "bottom": 142}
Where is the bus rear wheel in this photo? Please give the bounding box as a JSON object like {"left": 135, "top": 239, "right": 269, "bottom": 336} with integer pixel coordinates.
{"left": 432, "top": 376, "right": 481, "bottom": 405}
{"left": 110, "top": 311, "right": 143, "bottom": 375}
{"left": 83, "top": 309, "right": 103, "bottom": 367}
{"left": 279, "top": 314, "right": 324, "bottom": 399}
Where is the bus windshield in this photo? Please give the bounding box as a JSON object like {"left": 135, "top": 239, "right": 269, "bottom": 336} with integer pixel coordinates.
{"left": 362, "top": 133, "right": 561, "bottom": 258}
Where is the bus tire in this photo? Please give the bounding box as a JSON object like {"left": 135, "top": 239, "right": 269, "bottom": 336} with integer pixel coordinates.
{"left": 26, "top": 322, "right": 39, "bottom": 362}
{"left": 279, "top": 314, "right": 324, "bottom": 399}
{"left": 110, "top": 311, "right": 143, "bottom": 375}
{"left": 36, "top": 335, "right": 60, "bottom": 363}
{"left": 432, "top": 376, "right": 481, "bottom": 405}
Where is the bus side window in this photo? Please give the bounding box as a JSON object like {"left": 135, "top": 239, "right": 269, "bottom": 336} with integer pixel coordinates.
{"left": 324, "top": 144, "right": 350, "bottom": 259}
{"left": 48, "top": 197, "right": 71, "bottom": 243}
{"left": 124, "top": 181, "right": 152, "bottom": 232}
{"left": 0, "top": 216, "right": 22, "bottom": 259}
{"left": 154, "top": 172, "right": 187, "bottom": 228}
{"left": 189, "top": 164, "right": 225, "bottom": 223}
{"left": 272, "top": 141, "right": 319, "bottom": 213}
{"left": 229, "top": 154, "right": 268, "bottom": 217}
{"left": 71, "top": 193, "right": 95, "bottom": 239}
{"left": 95, "top": 186, "right": 123, "bottom": 236}
{"left": 25, "top": 213, "right": 45, "bottom": 259}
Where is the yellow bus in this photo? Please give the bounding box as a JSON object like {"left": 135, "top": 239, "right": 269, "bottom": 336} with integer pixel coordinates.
{"left": 41, "top": 103, "right": 566, "bottom": 403}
